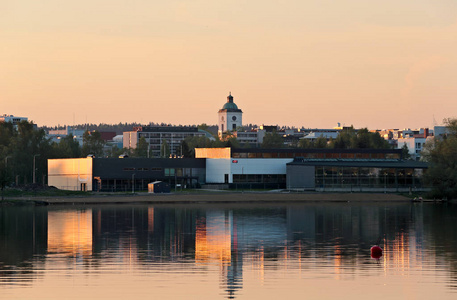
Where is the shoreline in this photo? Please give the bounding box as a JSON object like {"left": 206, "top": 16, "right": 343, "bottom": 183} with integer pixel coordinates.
{"left": 1, "top": 191, "right": 418, "bottom": 205}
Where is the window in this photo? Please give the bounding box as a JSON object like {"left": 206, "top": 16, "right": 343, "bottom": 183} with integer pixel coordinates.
{"left": 165, "top": 168, "right": 175, "bottom": 176}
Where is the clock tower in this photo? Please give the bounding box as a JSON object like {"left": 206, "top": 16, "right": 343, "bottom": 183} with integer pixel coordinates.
{"left": 218, "top": 92, "right": 243, "bottom": 136}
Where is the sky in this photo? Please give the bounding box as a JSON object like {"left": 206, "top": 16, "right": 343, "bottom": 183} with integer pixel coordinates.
{"left": 1, "top": 0, "right": 457, "bottom": 129}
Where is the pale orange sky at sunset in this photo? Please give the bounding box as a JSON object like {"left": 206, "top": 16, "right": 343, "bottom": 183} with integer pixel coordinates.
{"left": 2, "top": 1, "right": 456, "bottom": 129}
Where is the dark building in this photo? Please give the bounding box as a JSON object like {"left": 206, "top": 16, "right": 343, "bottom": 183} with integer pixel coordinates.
{"left": 287, "top": 156, "right": 428, "bottom": 192}
{"left": 48, "top": 157, "right": 206, "bottom": 192}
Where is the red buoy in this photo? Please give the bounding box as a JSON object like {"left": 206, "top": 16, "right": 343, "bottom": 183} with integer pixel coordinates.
{"left": 371, "top": 245, "right": 383, "bottom": 259}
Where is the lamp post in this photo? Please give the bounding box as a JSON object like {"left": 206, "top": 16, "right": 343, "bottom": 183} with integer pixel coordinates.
{"left": 132, "top": 173, "right": 135, "bottom": 194}
{"left": 33, "top": 154, "right": 40, "bottom": 184}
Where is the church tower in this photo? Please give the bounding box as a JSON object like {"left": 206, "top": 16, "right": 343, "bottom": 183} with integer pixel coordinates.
{"left": 218, "top": 92, "right": 243, "bottom": 136}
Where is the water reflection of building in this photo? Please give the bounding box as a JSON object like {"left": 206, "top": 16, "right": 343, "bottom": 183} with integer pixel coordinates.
{"left": 5, "top": 204, "right": 457, "bottom": 297}
{"left": 47, "top": 210, "right": 93, "bottom": 256}
{"left": 195, "top": 211, "right": 232, "bottom": 264}
{"left": 194, "top": 211, "right": 243, "bottom": 299}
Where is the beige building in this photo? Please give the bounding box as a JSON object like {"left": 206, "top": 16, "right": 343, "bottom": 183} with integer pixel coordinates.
{"left": 48, "top": 157, "right": 93, "bottom": 191}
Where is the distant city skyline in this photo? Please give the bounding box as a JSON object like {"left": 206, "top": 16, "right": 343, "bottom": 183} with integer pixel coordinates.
{"left": 2, "top": 1, "right": 456, "bottom": 129}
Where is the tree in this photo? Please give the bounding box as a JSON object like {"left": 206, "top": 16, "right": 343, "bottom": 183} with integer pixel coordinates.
{"left": 443, "top": 118, "right": 457, "bottom": 135}
{"left": 198, "top": 123, "right": 209, "bottom": 131}
{"left": 0, "top": 122, "right": 15, "bottom": 191}
{"left": 353, "top": 128, "right": 371, "bottom": 148}
{"left": 423, "top": 118, "right": 457, "bottom": 199}
{"left": 107, "top": 145, "right": 129, "bottom": 158}
{"left": 52, "top": 134, "right": 81, "bottom": 158}
{"left": 328, "top": 127, "right": 390, "bottom": 149}
{"left": 401, "top": 144, "right": 411, "bottom": 160}
{"left": 81, "top": 130, "right": 105, "bottom": 157}
{"left": 224, "top": 137, "right": 240, "bottom": 148}
{"left": 133, "top": 137, "right": 148, "bottom": 157}
{"left": 1, "top": 121, "right": 52, "bottom": 185}
{"left": 314, "top": 136, "right": 328, "bottom": 148}
{"left": 298, "top": 138, "right": 312, "bottom": 149}
{"left": 161, "top": 140, "right": 170, "bottom": 158}
{"left": 261, "top": 131, "right": 284, "bottom": 148}
{"left": 181, "top": 140, "right": 192, "bottom": 158}
{"left": 0, "top": 156, "right": 12, "bottom": 200}
{"left": 370, "top": 131, "right": 391, "bottom": 149}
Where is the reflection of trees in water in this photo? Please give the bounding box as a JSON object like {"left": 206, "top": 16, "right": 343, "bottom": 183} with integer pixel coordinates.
{"left": 421, "top": 204, "right": 457, "bottom": 288}
{"left": 0, "top": 206, "right": 47, "bottom": 286}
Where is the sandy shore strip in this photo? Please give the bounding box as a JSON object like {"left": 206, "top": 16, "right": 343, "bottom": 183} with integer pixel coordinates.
{"left": 8, "top": 191, "right": 414, "bottom": 205}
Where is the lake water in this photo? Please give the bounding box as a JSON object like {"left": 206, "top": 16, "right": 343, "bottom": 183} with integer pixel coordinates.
{"left": 1, "top": 201, "right": 457, "bottom": 299}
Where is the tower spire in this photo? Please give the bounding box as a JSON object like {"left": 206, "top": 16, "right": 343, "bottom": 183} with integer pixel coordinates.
{"left": 227, "top": 92, "right": 233, "bottom": 103}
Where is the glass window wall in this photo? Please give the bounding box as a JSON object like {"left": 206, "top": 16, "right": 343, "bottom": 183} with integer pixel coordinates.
{"left": 315, "top": 166, "right": 426, "bottom": 189}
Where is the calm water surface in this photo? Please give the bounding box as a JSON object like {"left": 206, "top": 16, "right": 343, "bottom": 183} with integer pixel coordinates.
{"left": 1, "top": 201, "right": 457, "bottom": 299}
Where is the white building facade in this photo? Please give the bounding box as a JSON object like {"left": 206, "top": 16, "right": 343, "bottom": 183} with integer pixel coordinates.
{"left": 0, "top": 114, "right": 28, "bottom": 124}
{"left": 397, "top": 136, "right": 433, "bottom": 160}
{"left": 196, "top": 148, "right": 291, "bottom": 186}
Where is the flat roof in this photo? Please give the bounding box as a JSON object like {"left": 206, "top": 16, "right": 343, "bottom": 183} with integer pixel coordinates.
{"left": 232, "top": 148, "right": 402, "bottom": 154}
{"left": 133, "top": 126, "right": 199, "bottom": 133}
{"left": 287, "top": 159, "right": 428, "bottom": 169}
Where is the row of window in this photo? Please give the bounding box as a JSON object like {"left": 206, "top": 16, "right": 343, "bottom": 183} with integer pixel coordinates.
{"left": 123, "top": 167, "right": 163, "bottom": 172}
{"left": 237, "top": 133, "right": 257, "bottom": 138}
{"left": 314, "top": 167, "right": 421, "bottom": 177}
{"left": 233, "top": 174, "right": 286, "bottom": 183}
{"left": 139, "top": 133, "right": 203, "bottom": 139}
{"left": 314, "top": 167, "right": 424, "bottom": 185}
{"left": 232, "top": 152, "right": 401, "bottom": 159}
{"left": 121, "top": 167, "right": 189, "bottom": 177}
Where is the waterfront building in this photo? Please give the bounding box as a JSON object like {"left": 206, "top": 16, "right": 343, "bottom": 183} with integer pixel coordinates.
{"left": 287, "top": 156, "right": 428, "bottom": 192}
{"left": 196, "top": 147, "right": 428, "bottom": 191}
{"left": 48, "top": 157, "right": 206, "bottom": 192}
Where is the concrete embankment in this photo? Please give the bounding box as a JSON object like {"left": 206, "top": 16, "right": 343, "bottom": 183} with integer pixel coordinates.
{"left": 8, "top": 191, "right": 413, "bottom": 205}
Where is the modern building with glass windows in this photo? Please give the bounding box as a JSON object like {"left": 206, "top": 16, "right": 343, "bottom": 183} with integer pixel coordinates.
{"left": 196, "top": 148, "right": 429, "bottom": 191}
{"left": 48, "top": 148, "right": 428, "bottom": 192}
{"left": 287, "top": 157, "right": 428, "bottom": 192}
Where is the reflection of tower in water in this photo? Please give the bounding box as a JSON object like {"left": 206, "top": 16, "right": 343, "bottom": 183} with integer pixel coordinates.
{"left": 225, "top": 214, "right": 243, "bottom": 299}
{"left": 195, "top": 211, "right": 243, "bottom": 299}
